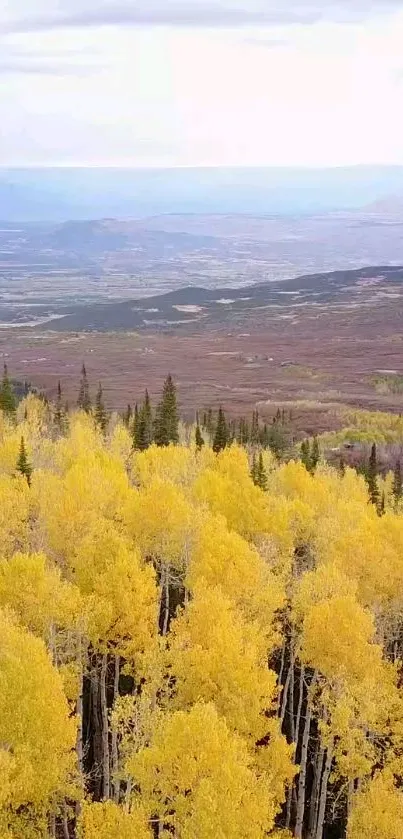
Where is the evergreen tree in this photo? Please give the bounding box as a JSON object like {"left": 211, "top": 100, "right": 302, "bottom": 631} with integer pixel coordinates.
{"left": 94, "top": 383, "right": 108, "bottom": 433}
{"left": 195, "top": 423, "right": 204, "bottom": 451}
{"left": 250, "top": 452, "right": 257, "bottom": 485}
{"left": 301, "top": 439, "right": 311, "bottom": 471}
{"left": 77, "top": 364, "right": 91, "bottom": 413}
{"left": 311, "top": 437, "right": 320, "bottom": 472}
{"left": 255, "top": 452, "right": 268, "bottom": 491}
{"left": 213, "top": 407, "right": 228, "bottom": 454}
{"left": 134, "top": 392, "right": 153, "bottom": 451}
{"left": 393, "top": 459, "right": 402, "bottom": 507}
{"left": 237, "top": 417, "right": 250, "bottom": 446}
{"left": 154, "top": 375, "right": 179, "bottom": 447}
{"left": 0, "top": 364, "right": 17, "bottom": 418}
{"left": 259, "top": 424, "right": 270, "bottom": 449}
{"left": 132, "top": 403, "right": 139, "bottom": 441}
{"left": 54, "top": 381, "right": 68, "bottom": 435}
{"left": 16, "top": 436, "right": 32, "bottom": 486}
{"left": 366, "top": 443, "right": 380, "bottom": 508}
{"left": 251, "top": 411, "right": 259, "bottom": 446}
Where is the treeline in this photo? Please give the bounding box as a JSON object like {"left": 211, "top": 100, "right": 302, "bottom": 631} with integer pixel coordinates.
{"left": 2, "top": 363, "right": 402, "bottom": 511}
{"left": 1, "top": 384, "right": 403, "bottom": 837}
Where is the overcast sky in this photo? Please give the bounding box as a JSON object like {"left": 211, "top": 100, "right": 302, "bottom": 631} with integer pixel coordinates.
{"left": 1, "top": 0, "right": 403, "bottom": 167}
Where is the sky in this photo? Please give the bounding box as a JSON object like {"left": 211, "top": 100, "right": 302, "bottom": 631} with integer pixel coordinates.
{"left": 1, "top": 0, "right": 403, "bottom": 167}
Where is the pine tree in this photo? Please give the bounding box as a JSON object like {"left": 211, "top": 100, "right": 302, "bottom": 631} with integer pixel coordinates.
{"left": 213, "top": 407, "right": 228, "bottom": 454}
{"left": 195, "top": 423, "right": 204, "bottom": 451}
{"left": 393, "top": 459, "right": 402, "bottom": 507}
{"left": 311, "top": 437, "right": 320, "bottom": 472}
{"left": 134, "top": 392, "right": 153, "bottom": 451}
{"left": 301, "top": 439, "right": 311, "bottom": 471}
{"left": 95, "top": 383, "right": 108, "bottom": 433}
{"left": 16, "top": 436, "right": 32, "bottom": 486}
{"left": 132, "top": 403, "right": 139, "bottom": 441}
{"left": 366, "top": 443, "right": 380, "bottom": 508}
{"left": 54, "top": 381, "right": 67, "bottom": 435}
{"left": 154, "top": 375, "right": 179, "bottom": 447}
{"left": 0, "top": 364, "right": 17, "bottom": 418}
{"left": 259, "top": 424, "right": 270, "bottom": 449}
{"left": 251, "top": 411, "right": 259, "bottom": 446}
{"left": 255, "top": 452, "right": 268, "bottom": 491}
{"left": 77, "top": 364, "right": 91, "bottom": 413}
{"left": 250, "top": 452, "right": 257, "bottom": 484}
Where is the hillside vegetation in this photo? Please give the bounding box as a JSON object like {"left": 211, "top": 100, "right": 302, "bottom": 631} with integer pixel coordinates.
{"left": 0, "top": 387, "right": 403, "bottom": 838}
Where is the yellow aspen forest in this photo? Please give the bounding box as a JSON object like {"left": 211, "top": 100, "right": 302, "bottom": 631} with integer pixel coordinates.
{"left": 1, "top": 389, "right": 403, "bottom": 839}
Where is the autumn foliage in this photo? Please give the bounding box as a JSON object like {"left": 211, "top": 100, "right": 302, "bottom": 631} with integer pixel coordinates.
{"left": 1, "top": 392, "right": 403, "bottom": 838}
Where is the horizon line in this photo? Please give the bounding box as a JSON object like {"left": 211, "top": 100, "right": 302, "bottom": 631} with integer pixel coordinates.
{"left": 2, "top": 162, "right": 403, "bottom": 171}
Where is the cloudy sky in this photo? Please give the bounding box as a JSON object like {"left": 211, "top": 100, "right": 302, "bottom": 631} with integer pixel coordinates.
{"left": 1, "top": 0, "right": 403, "bottom": 167}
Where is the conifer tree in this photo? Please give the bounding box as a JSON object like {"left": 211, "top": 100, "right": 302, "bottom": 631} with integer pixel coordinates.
{"left": 251, "top": 451, "right": 268, "bottom": 490}
{"left": 154, "top": 375, "right": 179, "bottom": 447}
{"left": 95, "top": 383, "right": 108, "bottom": 433}
{"left": 259, "top": 423, "right": 270, "bottom": 449}
{"left": 393, "top": 459, "right": 402, "bottom": 507}
{"left": 256, "top": 452, "right": 268, "bottom": 491}
{"left": 54, "top": 381, "right": 68, "bottom": 435}
{"left": 366, "top": 443, "right": 380, "bottom": 508}
{"left": 251, "top": 411, "right": 259, "bottom": 446}
{"left": 134, "top": 392, "right": 153, "bottom": 451}
{"left": 311, "top": 436, "right": 320, "bottom": 472}
{"left": 250, "top": 452, "right": 257, "bottom": 485}
{"left": 213, "top": 407, "right": 228, "bottom": 454}
{"left": 206, "top": 408, "right": 214, "bottom": 439}
{"left": 195, "top": 423, "right": 204, "bottom": 451}
{"left": 301, "top": 439, "right": 311, "bottom": 471}
{"left": 0, "top": 364, "right": 17, "bottom": 418}
{"left": 16, "top": 436, "right": 32, "bottom": 486}
{"left": 77, "top": 364, "right": 91, "bottom": 413}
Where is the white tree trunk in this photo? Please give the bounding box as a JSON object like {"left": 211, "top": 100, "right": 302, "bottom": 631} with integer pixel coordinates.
{"left": 100, "top": 653, "right": 110, "bottom": 800}
{"left": 112, "top": 654, "right": 121, "bottom": 803}
{"left": 315, "top": 739, "right": 333, "bottom": 839}
{"left": 295, "top": 672, "right": 317, "bottom": 839}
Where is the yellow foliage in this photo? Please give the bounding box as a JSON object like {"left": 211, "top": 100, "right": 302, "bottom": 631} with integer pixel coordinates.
{"left": 0, "top": 475, "right": 31, "bottom": 558}
{"left": 169, "top": 586, "right": 277, "bottom": 738}
{"left": 128, "top": 702, "right": 279, "bottom": 838}
{"left": 0, "top": 552, "right": 81, "bottom": 640}
{"left": 0, "top": 609, "right": 76, "bottom": 813}
{"left": 78, "top": 800, "right": 152, "bottom": 839}
{"left": 123, "top": 478, "right": 199, "bottom": 569}
{"left": 187, "top": 513, "right": 284, "bottom": 639}
{"left": 347, "top": 771, "right": 403, "bottom": 839}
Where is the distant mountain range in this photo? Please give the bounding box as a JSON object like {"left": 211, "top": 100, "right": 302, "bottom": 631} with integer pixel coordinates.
{"left": 2, "top": 165, "right": 403, "bottom": 221}
{"left": 3, "top": 265, "right": 402, "bottom": 332}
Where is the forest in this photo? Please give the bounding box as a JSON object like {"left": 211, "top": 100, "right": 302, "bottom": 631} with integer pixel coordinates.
{"left": 0, "top": 365, "right": 403, "bottom": 839}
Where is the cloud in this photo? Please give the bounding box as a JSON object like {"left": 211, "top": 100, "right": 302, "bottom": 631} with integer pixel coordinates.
{"left": 0, "top": 60, "right": 101, "bottom": 76}
{"left": 3, "top": 0, "right": 403, "bottom": 33}
{"left": 0, "top": 44, "right": 105, "bottom": 77}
